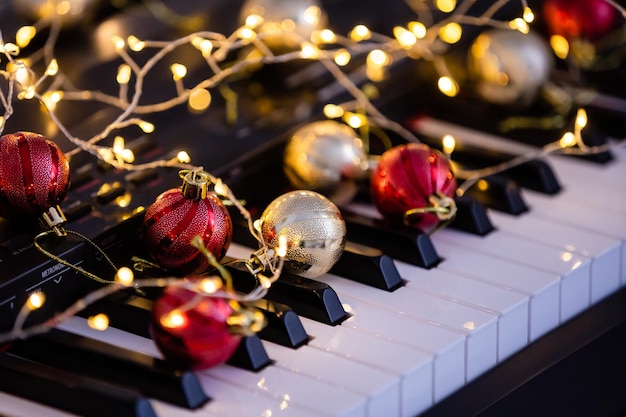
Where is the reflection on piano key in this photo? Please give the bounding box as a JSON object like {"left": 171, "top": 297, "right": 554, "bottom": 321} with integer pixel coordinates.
{"left": 0, "top": 391, "right": 80, "bottom": 417}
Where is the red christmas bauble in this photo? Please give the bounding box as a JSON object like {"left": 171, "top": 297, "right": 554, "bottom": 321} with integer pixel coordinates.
{"left": 143, "top": 174, "right": 232, "bottom": 275}
{"left": 543, "top": 0, "right": 619, "bottom": 42}
{"left": 150, "top": 285, "right": 241, "bottom": 370}
{"left": 370, "top": 143, "right": 457, "bottom": 232}
{"left": 0, "top": 131, "right": 70, "bottom": 220}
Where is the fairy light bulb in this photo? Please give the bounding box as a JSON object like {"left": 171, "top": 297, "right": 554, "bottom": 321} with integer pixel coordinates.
{"left": 575, "top": 108, "right": 588, "bottom": 129}
{"left": 46, "top": 59, "right": 59, "bottom": 76}
{"left": 334, "top": 49, "right": 351, "bottom": 66}
{"left": 139, "top": 120, "right": 155, "bottom": 133}
{"left": 277, "top": 235, "right": 288, "bottom": 258}
{"left": 438, "top": 76, "right": 459, "bottom": 97}
{"left": 88, "top": 313, "right": 110, "bottom": 331}
{"left": 439, "top": 22, "right": 463, "bottom": 43}
{"left": 550, "top": 35, "right": 569, "bottom": 59}
{"left": 161, "top": 310, "right": 187, "bottom": 328}
{"left": 115, "top": 266, "right": 134, "bottom": 286}
{"left": 112, "top": 35, "right": 125, "bottom": 50}
{"left": 116, "top": 64, "right": 131, "bottom": 85}
{"left": 213, "top": 178, "right": 229, "bottom": 197}
{"left": 509, "top": 18, "right": 529, "bottom": 34}
{"left": 177, "top": 151, "right": 191, "bottom": 163}
{"left": 0, "top": 42, "right": 19, "bottom": 55}
{"left": 523, "top": 7, "right": 535, "bottom": 23}
{"left": 442, "top": 134, "right": 456, "bottom": 155}
{"left": 559, "top": 131, "right": 576, "bottom": 148}
{"left": 350, "top": 25, "right": 371, "bottom": 41}
{"left": 170, "top": 63, "right": 187, "bottom": 80}
{"left": 245, "top": 14, "right": 264, "bottom": 28}
{"left": 238, "top": 27, "right": 256, "bottom": 40}
{"left": 200, "top": 277, "right": 222, "bottom": 294}
{"left": 127, "top": 35, "right": 145, "bottom": 52}
{"left": 323, "top": 104, "right": 344, "bottom": 118}
{"left": 189, "top": 88, "right": 212, "bottom": 111}
{"left": 16, "top": 26, "right": 36, "bottom": 48}
{"left": 436, "top": 0, "right": 456, "bottom": 13}
{"left": 27, "top": 292, "right": 45, "bottom": 310}
{"left": 300, "top": 42, "right": 319, "bottom": 58}
{"left": 345, "top": 112, "right": 366, "bottom": 128}
{"left": 409, "top": 22, "right": 427, "bottom": 39}
{"left": 367, "top": 49, "right": 390, "bottom": 67}
{"left": 394, "top": 26, "right": 417, "bottom": 48}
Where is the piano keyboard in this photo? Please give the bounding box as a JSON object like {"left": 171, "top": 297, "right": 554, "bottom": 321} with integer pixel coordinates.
{"left": 2, "top": 0, "right": 626, "bottom": 416}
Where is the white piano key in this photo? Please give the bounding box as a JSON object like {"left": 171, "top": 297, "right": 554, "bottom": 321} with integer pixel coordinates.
{"left": 338, "top": 293, "right": 466, "bottom": 402}
{"left": 0, "top": 392, "right": 80, "bottom": 417}
{"left": 490, "top": 209, "right": 622, "bottom": 306}
{"left": 434, "top": 227, "right": 592, "bottom": 322}
{"left": 318, "top": 272, "right": 498, "bottom": 383}
{"left": 205, "top": 362, "right": 368, "bottom": 417}
{"left": 263, "top": 342, "right": 402, "bottom": 417}
{"left": 431, "top": 240, "right": 561, "bottom": 341}
{"left": 399, "top": 265, "right": 529, "bottom": 361}
{"left": 300, "top": 317, "right": 434, "bottom": 417}
{"left": 56, "top": 317, "right": 344, "bottom": 417}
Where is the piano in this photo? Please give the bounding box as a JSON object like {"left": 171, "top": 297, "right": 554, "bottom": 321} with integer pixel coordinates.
{"left": 1, "top": 0, "right": 626, "bottom": 416}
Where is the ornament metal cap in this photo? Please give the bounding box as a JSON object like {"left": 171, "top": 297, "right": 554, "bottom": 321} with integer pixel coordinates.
{"left": 39, "top": 205, "right": 67, "bottom": 237}
{"left": 180, "top": 168, "right": 210, "bottom": 200}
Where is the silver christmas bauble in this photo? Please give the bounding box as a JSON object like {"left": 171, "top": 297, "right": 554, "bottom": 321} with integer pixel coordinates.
{"left": 284, "top": 120, "right": 369, "bottom": 194}
{"left": 468, "top": 29, "right": 554, "bottom": 106}
{"left": 239, "top": 0, "right": 327, "bottom": 50}
{"left": 260, "top": 190, "right": 346, "bottom": 278}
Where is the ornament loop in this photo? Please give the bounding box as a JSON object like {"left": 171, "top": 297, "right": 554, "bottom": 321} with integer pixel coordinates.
{"left": 403, "top": 192, "right": 458, "bottom": 225}
{"left": 179, "top": 168, "right": 212, "bottom": 200}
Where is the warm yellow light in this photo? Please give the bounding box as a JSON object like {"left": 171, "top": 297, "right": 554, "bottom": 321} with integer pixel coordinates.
{"left": 27, "top": 292, "right": 45, "bottom": 310}
{"left": 442, "top": 134, "right": 456, "bottom": 154}
{"left": 116, "top": 64, "right": 131, "bottom": 84}
{"left": 14, "top": 65, "right": 32, "bottom": 87}
{"left": 88, "top": 314, "right": 110, "bottom": 331}
{"left": 277, "top": 235, "right": 288, "bottom": 258}
{"left": 46, "top": 59, "right": 59, "bottom": 76}
{"left": 42, "top": 90, "right": 63, "bottom": 110}
{"left": 56, "top": 0, "right": 71, "bottom": 15}
{"left": 177, "top": 151, "right": 191, "bottom": 163}
{"left": 303, "top": 6, "right": 322, "bottom": 26}
{"left": 323, "top": 104, "right": 344, "bottom": 119}
{"left": 334, "top": 49, "right": 351, "bottom": 66}
{"left": 438, "top": 76, "right": 459, "bottom": 97}
{"left": 238, "top": 27, "right": 256, "bottom": 40}
{"left": 560, "top": 131, "right": 576, "bottom": 148}
{"left": 111, "top": 35, "right": 125, "bottom": 50}
{"left": 139, "top": 121, "right": 155, "bottom": 133}
{"left": 436, "top": 0, "right": 456, "bottom": 13}
{"left": 113, "top": 136, "right": 125, "bottom": 154}
{"left": 345, "top": 113, "right": 366, "bottom": 128}
{"left": 18, "top": 86, "right": 36, "bottom": 100}
{"left": 367, "top": 49, "right": 390, "bottom": 67}
{"left": 170, "top": 63, "right": 187, "bottom": 80}
{"left": 192, "top": 37, "right": 214, "bottom": 57}
{"left": 121, "top": 149, "right": 135, "bottom": 163}
{"left": 313, "top": 28, "right": 336, "bottom": 44}
{"left": 213, "top": 179, "right": 229, "bottom": 197}
{"left": 509, "top": 18, "right": 529, "bottom": 34}
{"left": 550, "top": 35, "right": 569, "bottom": 59}
{"left": 477, "top": 179, "right": 489, "bottom": 191}
{"left": 127, "top": 35, "right": 145, "bottom": 52}
{"left": 161, "top": 310, "right": 186, "bottom": 328}
{"left": 393, "top": 26, "right": 417, "bottom": 48}
{"left": 245, "top": 14, "right": 264, "bottom": 28}
{"left": 350, "top": 25, "right": 371, "bottom": 41}
{"left": 523, "top": 7, "right": 535, "bottom": 23}
{"left": 189, "top": 88, "right": 212, "bottom": 111}
{"left": 439, "top": 22, "right": 462, "bottom": 44}
{"left": 408, "top": 21, "right": 427, "bottom": 39}
{"left": 0, "top": 42, "right": 19, "bottom": 55}
{"left": 200, "top": 277, "right": 222, "bottom": 294}
{"left": 300, "top": 43, "right": 319, "bottom": 59}
{"left": 16, "top": 26, "right": 36, "bottom": 48}
{"left": 115, "top": 266, "right": 135, "bottom": 286}
{"left": 576, "top": 108, "right": 588, "bottom": 129}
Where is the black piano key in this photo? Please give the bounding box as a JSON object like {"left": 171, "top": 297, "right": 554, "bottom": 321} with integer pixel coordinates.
{"left": 0, "top": 352, "right": 156, "bottom": 417}
{"left": 462, "top": 176, "right": 528, "bottom": 215}
{"left": 8, "top": 328, "right": 209, "bottom": 409}
{"left": 330, "top": 241, "right": 404, "bottom": 291}
{"left": 248, "top": 299, "right": 309, "bottom": 348}
{"left": 226, "top": 335, "right": 272, "bottom": 371}
{"left": 450, "top": 196, "right": 495, "bottom": 236}
{"left": 79, "top": 294, "right": 271, "bottom": 372}
{"left": 342, "top": 211, "right": 441, "bottom": 269}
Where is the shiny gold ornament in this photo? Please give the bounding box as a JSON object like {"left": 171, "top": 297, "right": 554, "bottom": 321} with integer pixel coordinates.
{"left": 260, "top": 190, "right": 346, "bottom": 278}
{"left": 284, "top": 120, "right": 369, "bottom": 203}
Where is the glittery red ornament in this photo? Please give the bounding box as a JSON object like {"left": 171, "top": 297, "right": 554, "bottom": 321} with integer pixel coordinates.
{"left": 150, "top": 285, "right": 241, "bottom": 370}
{"left": 543, "top": 0, "right": 619, "bottom": 42}
{"left": 143, "top": 171, "right": 232, "bottom": 275}
{"left": 370, "top": 143, "right": 457, "bottom": 232}
{"left": 0, "top": 131, "right": 70, "bottom": 220}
